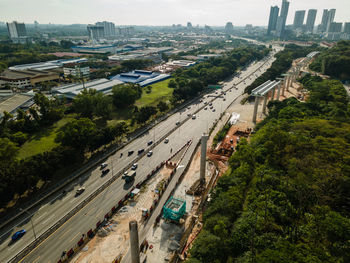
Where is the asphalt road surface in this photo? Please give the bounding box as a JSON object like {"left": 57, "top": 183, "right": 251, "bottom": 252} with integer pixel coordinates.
{"left": 0, "top": 45, "right": 281, "bottom": 263}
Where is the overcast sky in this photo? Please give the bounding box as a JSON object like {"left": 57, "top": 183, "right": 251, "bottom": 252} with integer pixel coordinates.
{"left": 1, "top": 0, "right": 350, "bottom": 26}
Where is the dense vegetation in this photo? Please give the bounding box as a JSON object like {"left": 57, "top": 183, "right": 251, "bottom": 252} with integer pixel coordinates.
{"left": 310, "top": 40, "right": 350, "bottom": 81}
{"left": 169, "top": 45, "right": 269, "bottom": 102}
{"left": 188, "top": 74, "right": 350, "bottom": 263}
{"left": 245, "top": 44, "right": 323, "bottom": 95}
{"left": 0, "top": 41, "right": 75, "bottom": 71}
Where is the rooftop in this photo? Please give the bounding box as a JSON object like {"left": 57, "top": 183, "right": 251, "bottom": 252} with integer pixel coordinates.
{"left": 53, "top": 78, "right": 123, "bottom": 99}
{"left": 8, "top": 58, "right": 88, "bottom": 72}
{"left": 0, "top": 94, "right": 34, "bottom": 117}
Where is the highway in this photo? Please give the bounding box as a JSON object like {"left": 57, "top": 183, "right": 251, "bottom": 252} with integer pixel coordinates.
{"left": 0, "top": 45, "right": 281, "bottom": 263}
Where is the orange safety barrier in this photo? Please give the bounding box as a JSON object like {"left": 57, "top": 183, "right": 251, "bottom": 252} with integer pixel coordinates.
{"left": 67, "top": 248, "right": 74, "bottom": 257}
{"left": 77, "top": 237, "right": 84, "bottom": 246}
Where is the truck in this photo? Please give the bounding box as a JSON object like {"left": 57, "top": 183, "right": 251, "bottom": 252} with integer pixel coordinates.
{"left": 122, "top": 171, "right": 136, "bottom": 183}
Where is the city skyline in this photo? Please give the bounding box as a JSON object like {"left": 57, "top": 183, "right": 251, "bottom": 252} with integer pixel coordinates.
{"left": 1, "top": 0, "right": 350, "bottom": 26}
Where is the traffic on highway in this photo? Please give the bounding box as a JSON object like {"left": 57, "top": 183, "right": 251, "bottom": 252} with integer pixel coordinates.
{"left": 0, "top": 45, "right": 281, "bottom": 263}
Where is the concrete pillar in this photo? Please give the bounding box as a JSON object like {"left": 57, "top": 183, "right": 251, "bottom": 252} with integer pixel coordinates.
{"left": 286, "top": 75, "right": 291, "bottom": 91}
{"left": 282, "top": 78, "right": 286, "bottom": 96}
{"left": 262, "top": 94, "right": 268, "bottom": 115}
{"left": 129, "top": 220, "right": 140, "bottom": 263}
{"left": 200, "top": 133, "right": 208, "bottom": 185}
{"left": 252, "top": 96, "right": 259, "bottom": 123}
{"left": 271, "top": 88, "right": 276, "bottom": 100}
{"left": 276, "top": 83, "right": 281, "bottom": 101}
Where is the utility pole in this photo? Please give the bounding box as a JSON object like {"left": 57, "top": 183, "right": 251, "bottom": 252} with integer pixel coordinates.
{"left": 20, "top": 209, "right": 37, "bottom": 241}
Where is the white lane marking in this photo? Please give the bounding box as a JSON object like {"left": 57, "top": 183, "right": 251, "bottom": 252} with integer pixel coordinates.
{"left": 69, "top": 232, "right": 81, "bottom": 242}
{"left": 41, "top": 214, "right": 55, "bottom": 225}
{"left": 35, "top": 211, "right": 48, "bottom": 221}
{"left": 59, "top": 228, "right": 72, "bottom": 240}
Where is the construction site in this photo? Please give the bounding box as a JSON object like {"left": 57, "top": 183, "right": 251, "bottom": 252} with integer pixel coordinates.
{"left": 65, "top": 54, "right": 310, "bottom": 263}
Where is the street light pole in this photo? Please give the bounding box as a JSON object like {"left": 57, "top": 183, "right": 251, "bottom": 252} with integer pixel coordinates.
{"left": 20, "top": 209, "right": 37, "bottom": 241}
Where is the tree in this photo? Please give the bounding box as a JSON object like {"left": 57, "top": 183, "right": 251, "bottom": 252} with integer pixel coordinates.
{"left": 56, "top": 118, "right": 97, "bottom": 152}
{"left": 135, "top": 106, "right": 157, "bottom": 123}
{"left": 112, "top": 84, "right": 142, "bottom": 108}
{"left": 157, "top": 101, "right": 169, "bottom": 112}
{"left": 0, "top": 137, "right": 18, "bottom": 166}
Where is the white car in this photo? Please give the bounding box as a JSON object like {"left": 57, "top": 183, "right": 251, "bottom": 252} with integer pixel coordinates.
{"left": 75, "top": 187, "right": 85, "bottom": 196}
{"left": 131, "top": 163, "right": 138, "bottom": 170}
{"left": 164, "top": 138, "right": 169, "bottom": 143}
{"left": 100, "top": 163, "right": 108, "bottom": 170}
{"left": 147, "top": 151, "right": 153, "bottom": 157}
{"left": 192, "top": 115, "right": 196, "bottom": 119}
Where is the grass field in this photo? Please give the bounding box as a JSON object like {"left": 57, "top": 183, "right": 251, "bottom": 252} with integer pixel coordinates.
{"left": 135, "top": 78, "right": 173, "bottom": 107}
{"left": 18, "top": 116, "right": 74, "bottom": 159}
{"left": 18, "top": 79, "right": 173, "bottom": 158}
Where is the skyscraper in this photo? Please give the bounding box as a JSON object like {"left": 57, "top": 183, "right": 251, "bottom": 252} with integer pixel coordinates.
{"left": 95, "top": 21, "right": 115, "bottom": 38}
{"left": 293, "top": 10, "right": 306, "bottom": 30}
{"left": 319, "top": 9, "right": 329, "bottom": 32}
{"left": 267, "top": 6, "right": 279, "bottom": 35}
{"left": 225, "top": 22, "right": 234, "bottom": 33}
{"left": 344, "top": 22, "right": 350, "bottom": 34}
{"left": 7, "top": 21, "right": 28, "bottom": 43}
{"left": 328, "top": 22, "right": 342, "bottom": 33}
{"left": 326, "top": 9, "right": 336, "bottom": 34}
{"left": 7, "top": 21, "right": 27, "bottom": 39}
{"left": 87, "top": 24, "right": 105, "bottom": 40}
{"left": 276, "top": 0, "right": 289, "bottom": 38}
{"left": 305, "top": 9, "right": 317, "bottom": 33}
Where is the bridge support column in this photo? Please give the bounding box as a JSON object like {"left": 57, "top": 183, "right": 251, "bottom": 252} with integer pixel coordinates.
{"left": 129, "top": 220, "right": 140, "bottom": 263}
{"left": 262, "top": 94, "right": 268, "bottom": 115}
{"left": 276, "top": 82, "right": 281, "bottom": 101}
{"left": 200, "top": 133, "right": 208, "bottom": 185}
{"left": 281, "top": 78, "right": 286, "bottom": 96}
{"left": 252, "top": 96, "right": 259, "bottom": 123}
{"left": 271, "top": 88, "right": 276, "bottom": 100}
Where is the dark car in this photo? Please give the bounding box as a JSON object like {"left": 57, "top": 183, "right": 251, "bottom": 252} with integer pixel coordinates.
{"left": 128, "top": 150, "right": 134, "bottom": 156}
{"left": 12, "top": 230, "right": 26, "bottom": 241}
{"left": 147, "top": 140, "right": 153, "bottom": 146}
{"left": 138, "top": 149, "right": 144, "bottom": 155}
{"left": 101, "top": 168, "right": 110, "bottom": 176}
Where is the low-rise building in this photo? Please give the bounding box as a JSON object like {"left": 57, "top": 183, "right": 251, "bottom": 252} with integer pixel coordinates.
{"left": 53, "top": 78, "right": 123, "bottom": 99}
{"left": 110, "top": 70, "right": 170, "bottom": 87}
{"left": 0, "top": 69, "right": 60, "bottom": 89}
{"left": 63, "top": 64, "right": 90, "bottom": 78}
{"left": 0, "top": 93, "right": 34, "bottom": 118}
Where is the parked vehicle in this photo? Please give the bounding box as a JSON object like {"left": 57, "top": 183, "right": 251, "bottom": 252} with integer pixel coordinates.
{"left": 138, "top": 149, "right": 144, "bottom": 155}
{"left": 147, "top": 140, "right": 153, "bottom": 146}
{"left": 176, "top": 121, "right": 180, "bottom": 125}
{"left": 147, "top": 151, "right": 153, "bottom": 157}
{"left": 192, "top": 115, "right": 196, "bottom": 119}
{"left": 128, "top": 150, "right": 134, "bottom": 156}
{"left": 11, "top": 230, "right": 26, "bottom": 241}
{"left": 204, "top": 107, "right": 208, "bottom": 110}
{"left": 164, "top": 138, "right": 169, "bottom": 143}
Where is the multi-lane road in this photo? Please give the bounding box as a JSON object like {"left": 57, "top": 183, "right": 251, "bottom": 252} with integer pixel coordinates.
{"left": 0, "top": 44, "right": 282, "bottom": 263}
